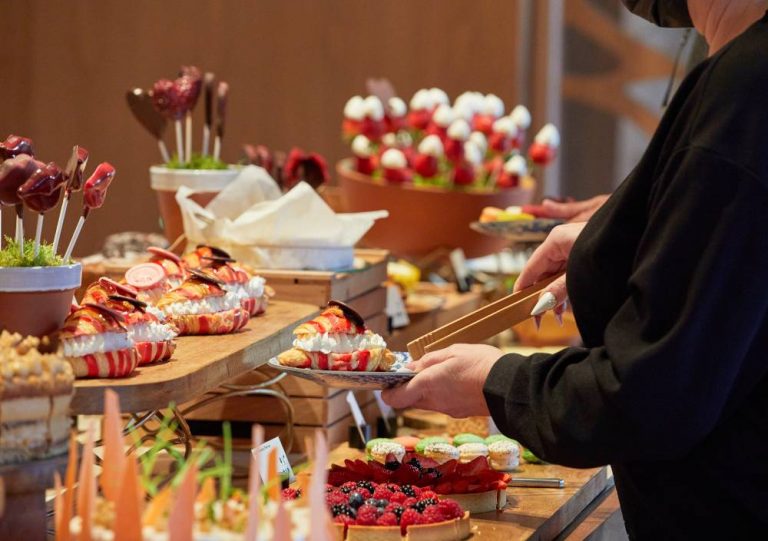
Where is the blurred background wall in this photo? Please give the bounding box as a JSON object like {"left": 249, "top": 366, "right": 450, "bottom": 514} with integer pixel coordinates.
{"left": 0, "top": 0, "right": 694, "bottom": 256}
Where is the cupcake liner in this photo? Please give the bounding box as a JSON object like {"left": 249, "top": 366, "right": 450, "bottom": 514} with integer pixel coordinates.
{"left": 68, "top": 347, "right": 139, "bottom": 379}
{"left": 170, "top": 307, "right": 250, "bottom": 336}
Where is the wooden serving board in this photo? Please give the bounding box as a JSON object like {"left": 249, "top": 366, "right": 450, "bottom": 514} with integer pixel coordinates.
{"left": 71, "top": 300, "right": 319, "bottom": 414}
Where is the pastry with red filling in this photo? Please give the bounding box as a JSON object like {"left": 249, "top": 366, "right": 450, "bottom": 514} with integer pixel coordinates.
{"left": 60, "top": 303, "right": 139, "bottom": 379}
{"left": 156, "top": 270, "right": 249, "bottom": 335}
{"left": 278, "top": 301, "right": 395, "bottom": 372}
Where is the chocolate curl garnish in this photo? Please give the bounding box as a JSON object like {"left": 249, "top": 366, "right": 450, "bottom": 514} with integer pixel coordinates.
{"left": 126, "top": 89, "right": 170, "bottom": 162}
{"left": 328, "top": 300, "right": 366, "bottom": 328}
{"left": 188, "top": 268, "right": 225, "bottom": 288}
{"left": 18, "top": 162, "right": 66, "bottom": 257}
{"left": 53, "top": 146, "right": 90, "bottom": 255}
{"left": 0, "top": 134, "right": 35, "bottom": 160}
{"left": 99, "top": 277, "right": 138, "bottom": 298}
{"left": 0, "top": 155, "right": 43, "bottom": 254}
{"left": 82, "top": 302, "right": 127, "bottom": 331}
{"left": 213, "top": 82, "right": 228, "bottom": 161}
{"left": 148, "top": 246, "right": 182, "bottom": 265}
{"left": 198, "top": 244, "right": 233, "bottom": 259}
{"left": 108, "top": 295, "right": 147, "bottom": 313}
{"left": 63, "top": 162, "right": 116, "bottom": 261}
{"left": 242, "top": 144, "right": 274, "bottom": 176}
{"left": 283, "top": 148, "right": 330, "bottom": 191}
{"left": 202, "top": 72, "right": 215, "bottom": 156}
{"left": 177, "top": 66, "right": 202, "bottom": 165}
{"left": 151, "top": 79, "right": 185, "bottom": 163}
{"left": 201, "top": 255, "right": 236, "bottom": 267}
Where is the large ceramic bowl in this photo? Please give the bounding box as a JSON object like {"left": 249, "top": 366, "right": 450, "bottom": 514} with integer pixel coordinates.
{"left": 336, "top": 159, "right": 534, "bottom": 259}
{"left": 0, "top": 263, "right": 82, "bottom": 337}
{"left": 150, "top": 166, "right": 240, "bottom": 246}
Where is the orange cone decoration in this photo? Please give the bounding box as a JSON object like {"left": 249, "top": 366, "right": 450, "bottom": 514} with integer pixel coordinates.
{"left": 169, "top": 464, "right": 197, "bottom": 541}
{"left": 245, "top": 424, "right": 264, "bottom": 541}
{"left": 115, "top": 454, "right": 143, "bottom": 541}
{"left": 101, "top": 389, "right": 126, "bottom": 503}
{"left": 76, "top": 423, "right": 97, "bottom": 541}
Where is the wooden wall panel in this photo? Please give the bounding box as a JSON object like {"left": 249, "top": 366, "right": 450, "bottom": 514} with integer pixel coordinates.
{"left": 0, "top": 0, "right": 523, "bottom": 256}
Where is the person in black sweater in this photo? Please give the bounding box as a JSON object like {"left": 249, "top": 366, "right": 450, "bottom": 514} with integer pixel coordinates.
{"left": 383, "top": 1, "right": 768, "bottom": 537}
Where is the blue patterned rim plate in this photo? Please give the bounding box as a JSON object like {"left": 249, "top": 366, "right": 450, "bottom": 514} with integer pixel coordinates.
{"left": 470, "top": 219, "right": 564, "bottom": 241}
{"left": 266, "top": 352, "right": 414, "bottom": 390}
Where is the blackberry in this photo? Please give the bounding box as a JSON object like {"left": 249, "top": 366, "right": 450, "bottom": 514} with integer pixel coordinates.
{"left": 384, "top": 460, "right": 400, "bottom": 471}
{"left": 340, "top": 486, "right": 354, "bottom": 494}
{"left": 412, "top": 498, "right": 439, "bottom": 513}
{"left": 400, "top": 485, "right": 417, "bottom": 498}
{"left": 356, "top": 481, "right": 375, "bottom": 493}
{"left": 326, "top": 486, "right": 335, "bottom": 493}
{"left": 407, "top": 457, "right": 422, "bottom": 470}
{"left": 423, "top": 467, "right": 442, "bottom": 479}
{"left": 348, "top": 492, "right": 364, "bottom": 509}
{"left": 331, "top": 504, "right": 356, "bottom": 518}
{"left": 392, "top": 506, "right": 405, "bottom": 519}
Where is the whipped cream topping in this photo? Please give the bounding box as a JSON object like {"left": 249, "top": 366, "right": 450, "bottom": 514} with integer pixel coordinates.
{"left": 432, "top": 104, "right": 455, "bottom": 127}
{"left": 352, "top": 135, "right": 373, "bottom": 157}
{"left": 223, "top": 276, "right": 266, "bottom": 304}
{"left": 410, "top": 88, "right": 432, "bottom": 110}
{"left": 344, "top": 95, "right": 366, "bottom": 120}
{"left": 293, "top": 331, "right": 387, "bottom": 354}
{"left": 447, "top": 119, "right": 471, "bottom": 141}
{"left": 470, "top": 131, "right": 488, "bottom": 154}
{"left": 129, "top": 321, "right": 177, "bottom": 343}
{"left": 381, "top": 148, "right": 407, "bottom": 169}
{"left": 364, "top": 96, "right": 384, "bottom": 121}
{"left": 454, "top": 91, "right": 484, "bottom": 116}
{"left": 493, "top": 116, "right": 519, "bottom": 136}
{"left": 510, "top": 105, "right": 532, "bottom": 129}
{"left": 62, "top": 332, "right": 132, "bottom": 358}
{"left": 504, "top": 155, "right": 528, "bottom": 176}
{"left": 388, "top": 96, "right": 407, "bottom": 117}
{"left": 381, "top": 132, "right": 397, "bottom": 147}
{"left": 145, "top": 305, "right": 167, "bottom": 322}
{"left": 395, "top": 130, "right": 413, "bottom": 147}
{"left": 463, "top": 140, "right": 484, "bottom": 166}
{"left": 429, "top": 87, "right": 450, "bottom": 106}
{"left": 482, "top": 94, "right": 505, "bottom": 117}
{"left": 418, "top": 134, "right": 444, "bottom": 157}
{"left": 534, "top": 123, "right": 561, "bottom": 147}
{"left": 161, "top": 292, "right": 240, "bottom": 317}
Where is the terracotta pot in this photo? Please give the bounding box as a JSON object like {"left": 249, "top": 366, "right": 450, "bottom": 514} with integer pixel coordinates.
{"left": 0, "top": 263, "right": 82, "bottom": 337}
{"left": 336, "top": 160, "right": 534, "bottom": 259}
{"left": 150, "top": 166, "right": 239, "bottom": 246}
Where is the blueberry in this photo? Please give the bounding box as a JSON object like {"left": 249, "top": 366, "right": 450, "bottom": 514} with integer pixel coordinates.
{"left": 377, "top": 499, "right": 389, "bottom": 508}
{"left": 348, "top": 492, "right": 364, "bottom": 509}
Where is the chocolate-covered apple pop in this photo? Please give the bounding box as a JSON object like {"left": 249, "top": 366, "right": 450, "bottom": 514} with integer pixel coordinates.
{"left": 177, "top": 66, "right": 202, "bottom": 164}
{"left": 151, "top": 79, "right": 184, "bottom": 164}
{"left": 126, "top": 88, "right": 170, "bottom": 162}
{"left": 202, "top": 72, "right": 215, "bottom": 156}
{"left": 63, "top": 162, "right": 116, "bottom": 261}
{"left": 213, "top": 81, "right": 228, "bottom": 161}
{"left": 52, "top": 145, "right": 89, "bottom": 254}
{"left": 18, "top": 162, "right": 67, "bottom": 257}
{"left": 0, "top": 154, "right": 42, "bottom": 255}
{"left": 0, "top": 135, "right": 35, "bottom": 160}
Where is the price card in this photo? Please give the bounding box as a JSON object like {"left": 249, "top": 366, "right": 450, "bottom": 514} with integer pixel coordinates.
{"left": 252, "top": 437, "right": 295, "bottom": 484}
{"left": 449, "top": 248, "right": 471, "bottom": 292}
{"left": 386, "top": 285, "right": 410, "bottom": 329}
{"left": 347, "top": 391, "right": 369, "bottom": 444}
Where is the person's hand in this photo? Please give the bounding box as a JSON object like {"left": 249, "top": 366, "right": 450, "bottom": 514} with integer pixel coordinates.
{"left": 540, "top": 194, "right": 609, "bottom": 222}
{"left": 381, "top": 344, "right": 504, "bottom": 417}
{"left": 515, "top": 222, "right": 587, "bottom": 322}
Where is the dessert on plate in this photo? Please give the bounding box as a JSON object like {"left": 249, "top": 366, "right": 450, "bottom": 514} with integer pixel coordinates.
{"left": 60, "top": 302, "right": 139, "bottom": 378}
{"left": 0, "top": 331, "right": 73, "bottom": 464}
{"left": 156, "top": 270, "right": 249, "bottom": 335}
{"left": 278, "top": 302, "right": 395, "bottom": 372}
{"left": 124, "top": 247, "right": 187, "bottom": 305}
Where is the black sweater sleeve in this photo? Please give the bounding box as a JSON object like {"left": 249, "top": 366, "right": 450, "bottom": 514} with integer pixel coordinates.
{"left": 484, "top": 147, "right": 768, "bottom": 467}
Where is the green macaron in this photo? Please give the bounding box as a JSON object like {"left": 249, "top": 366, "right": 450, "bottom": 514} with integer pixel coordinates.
{"left": 365, "top": 438, "right": 393, "bottom": 458}
{"left": 452, "top": 433, "right": 485, "bottom": 446}
{"left": 415, "top": 436, "right": 450, "bottom": 454}
{"left": 522, "top": 448, "right": 547, "bottom": 464}
{"left": 485, "top": 434, "right": 519, "bottom": 446}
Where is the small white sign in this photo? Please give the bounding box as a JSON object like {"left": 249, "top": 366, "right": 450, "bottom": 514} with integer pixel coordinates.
{"left": 252, "top": 436, "right": 295, "bottom": 484}
{"left": 373, "top": 390, "right": 394, "bottom": 419}
{"left": 386, "top": 285, "right": 410, "bottom": 329}
{"left": 346, "top": 391, "right": 370, "bottom": 444}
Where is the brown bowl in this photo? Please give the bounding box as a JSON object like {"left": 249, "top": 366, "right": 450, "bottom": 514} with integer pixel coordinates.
{"left": 336, "top": 159, "right": 534, "bottom": 259}
{"left": 0, "top": 263, "right": 82, "bottom": 337}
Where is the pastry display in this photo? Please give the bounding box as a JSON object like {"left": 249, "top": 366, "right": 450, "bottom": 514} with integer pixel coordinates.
{"left": 341, "top": 88, "right": 560, "bottom": 190}
{"left": 0, "top": 331, "right": 73, "bottom": 465}
{"left": 182, "top": 245, "right": 272, "bottom": 317}
{"left": 124, "top": 247, "right": 187, "bottom": 305}
{"left": 148, "top": 246, "right": 188, "bottom": 289}
{"left": 60, "top": 303, "right": 139, "bottom": 378}
{"left": 80, "top": 278, "right": 178, "bottom": 365}
{"left": 156, "top": 270, "right": 250, "bottom": 335}
{"left": 277, "top": 302, "right": 395, "bottom": 372}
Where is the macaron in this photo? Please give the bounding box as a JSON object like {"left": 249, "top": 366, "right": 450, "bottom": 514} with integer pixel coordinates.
{"left": 457, "top": 442, "right": 489, "bottom": 464}
{"left": 453, "top": 433, "right": 485, "bottom": 446}
{"left": 369, "top": 441, "right": 406, "bottom": 464}
{"left": 485, "top": 434, "right": 517, "bottom": 445}
{"left": 488, "top": 440, "right": 520, "bottom": 471}
{"left": 522, "top": 447, "right": 546, "bottom": 464}
{"left": 365, "top": 438, "right": 394, "bottom": 458}
{"left": 423, "top": 443, "right": 460, "bottom": 464}
{"left": 415, "top": 436, "right": 450, "bottom": 455}
{"left": 392, "top": 435, "right": 420, "bottom": 452}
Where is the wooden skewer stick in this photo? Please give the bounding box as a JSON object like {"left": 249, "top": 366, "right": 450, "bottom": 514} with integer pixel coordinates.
{"left": 158, "top": 140, "right": 170, "bottom": 163}
{"left": 15, "top": 205, "right": 23, "bottom": 257}
{"left": 33, "top": 213, "right": 44, "bottom": 258}
{"left": 52, "top": 196, "right": 69, "bottom": 254}
{"left": 63, "top": 209, "right": 88, "bottom": 262}
{"left": 174, "top": 118, "right": 184, "bottom": 164}
{"left": 185, "top": 111, "right": 193, "bottom": 164}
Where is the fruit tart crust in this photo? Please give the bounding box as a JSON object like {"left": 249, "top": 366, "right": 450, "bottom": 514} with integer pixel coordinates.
{"left": 335, "top": 512, "right": 471, "bottom": 541}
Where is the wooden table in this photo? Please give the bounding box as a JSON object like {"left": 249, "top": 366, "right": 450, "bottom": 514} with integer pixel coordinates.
{"left": 328, "top": 445, "right": 610, "bottom": 541}
{"left": 71, "top": 299, "right": 318, "bottom": 414}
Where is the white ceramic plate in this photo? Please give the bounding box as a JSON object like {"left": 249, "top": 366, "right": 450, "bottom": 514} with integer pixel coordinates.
{"left": 266, "top": 352, "right": 414, "bottom": 390}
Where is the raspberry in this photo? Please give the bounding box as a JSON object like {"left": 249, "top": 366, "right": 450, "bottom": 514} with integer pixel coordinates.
{"left": 334, "top": 514, "right": 355, "bottom": 526}
{"left": 373, "top": 486, "right": 393, "bottom": 500}
{"left": 377, "top": 512, "right": 399, "bottom": 526}
{"left": 341, "top": 482, "right": 357, "bottom": 494}
{"left": 420, "top": 490, "right": 438, "bottom": 500}
{"left": 327, "top": 492, "right": 348, "bottom": 506}
{"left": 400, "top": 508, "right": 427, "bottom": 533}
{"left": 389, "top": 492, "right": 407, "bottom": 504}
{"left": 437, "top": 500, "right": 464, "bottom": 519}
{"left": 423, "top": 506, "right": 449, "bottom": 523}
{"left": 331, "top": 504, "right": 356, "bottom": 518}
{"left": 281, "top": 488, "right": 300, "bottom": 500}
{"left": 355, "top": 504, "right": 380, "bottom": 526}
{"left": 385, "top": 483, "right": 401, "bottom": 493}
{"left": 403, "top": 497, "right": 418, "bottom": 507}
